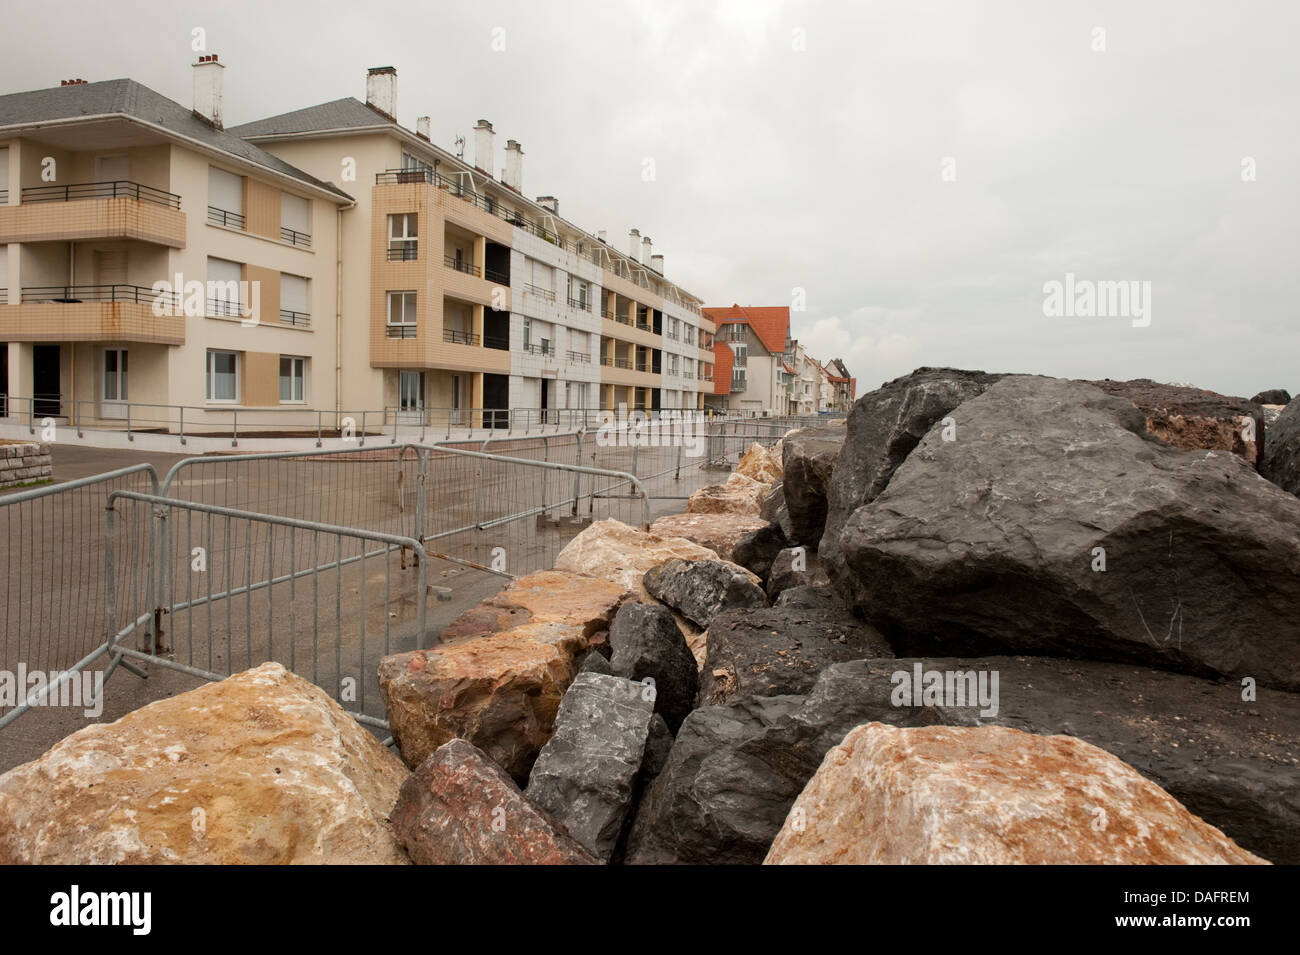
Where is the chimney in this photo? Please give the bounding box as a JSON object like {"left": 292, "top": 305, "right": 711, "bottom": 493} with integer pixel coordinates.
{"left": 628, "top": 228, "right": 641, "bottom": 260}
{"left": 474, "top": 119, "right": 495, "bottom": 174}
{"left": 597, "top": 229, "right": 607, "bottom": 243}
{"left": 193, "top": 54, "right": 225, "bottom": 129}
{"left": 651, "top": 253, "right": 664, "bottom": 274}
{"left": 415, "top": 116, "right": 430, "bottom": 141}
{"left": 503, "top": 139, "right": 523, "bottom": 192}
{"left": 60, "top": 78, "right": 88, "bottom": 86}
{"left": 642, "top": 235, "right": 652, "bottom": 266}
{"left": 365, "top": 66, "right": 397, "bottom": 121}
{"left": 537, "top": 196, "right": 558, "bottom": 215}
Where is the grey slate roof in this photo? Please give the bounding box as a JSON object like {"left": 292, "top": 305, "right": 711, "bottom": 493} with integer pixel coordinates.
{"left": 0, "top": 79, "right": 353, "bottom": 201}
{"left": 228, "top": 97, "right": 392, "bottom": 139}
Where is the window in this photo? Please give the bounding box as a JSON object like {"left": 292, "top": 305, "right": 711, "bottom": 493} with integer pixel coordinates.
{"left": 281, "top": 194, "right": 310, "bottom": 246}
{"left": 401, "top": 152, "right": 432, "bottom": 174}
{"left": 732, "top": 342, "right": 748, "bottom": 366}
{"left": 388, "top": 213, "right": 418, "bottom": 260}
{"left": 387, "top": 291, "right": 417, "bottom": 338}
{"left": 280, "top": 274, "right": 309, "bottom": 326}
{"left": 522, "top": 317, "right": 531, "bottom": 348}
{"left": 208, "top": 166, "right": 244, "bottom": 228}
{"left": 206, "top": 257, "right": 243, "bottom": 317}
{"left": 279, "top": 356, "right": 305, "bottom": 403}
{"left": 206, "top": 350, "right": 240, "bottom": 402}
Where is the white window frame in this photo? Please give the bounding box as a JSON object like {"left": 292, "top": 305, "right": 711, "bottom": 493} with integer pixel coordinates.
{"left": 388, "top": 213, "right": 418, "bottom": 258}
{"left": 279, "top": 356, "right": 306, "bottom": 404}
{"left": 387, "top": 291, "right": 417, "bottom": 327}
{"left": 206, "top": 349, "right": 241, "bottom": 403}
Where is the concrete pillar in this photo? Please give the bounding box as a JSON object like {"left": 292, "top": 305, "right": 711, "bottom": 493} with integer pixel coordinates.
{"left": 472, "top": 372, "right": 484, "bottom": 429}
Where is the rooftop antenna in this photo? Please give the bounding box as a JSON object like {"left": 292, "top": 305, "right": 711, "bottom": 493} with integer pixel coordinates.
{"left": 453, "top": 134, "right": 465, "bottom": 159}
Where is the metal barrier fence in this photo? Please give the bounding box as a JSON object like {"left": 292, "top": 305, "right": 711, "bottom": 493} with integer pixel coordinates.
{"left": 0, "top": 464, "right": 159, "bottom": 729}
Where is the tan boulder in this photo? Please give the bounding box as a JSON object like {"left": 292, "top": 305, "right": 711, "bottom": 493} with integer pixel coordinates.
{"left": 0, "top": 663, "right": 409, "bottom": 864}
{"left": 686, "top": 472, "right": 768, "bottom": 516}
{"left": 377, "top": 570, "right": 626, "bottom": 780}
{"left": 649, "top": 512, "right": 768, "bottom": 561}
{"left": 554, "top": 519, "right": 720, "bottom": 602}
{"left": 734, "top": 441, "right": 783, "bottom": 484}
{"left": 765, "top": 723, "right": 1269, "bottom": 865}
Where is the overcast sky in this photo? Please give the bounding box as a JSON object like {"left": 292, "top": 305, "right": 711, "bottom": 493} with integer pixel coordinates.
{"left": 5, "top": 1, "right": 1296, "bottom": 397}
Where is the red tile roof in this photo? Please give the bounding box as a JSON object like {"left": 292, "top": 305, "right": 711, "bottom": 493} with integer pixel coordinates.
{"left": 702, "top": 304, "right": 790, "bottom": 357}
{"left": 711, "top": 341, "right": 734, "bottom": 395}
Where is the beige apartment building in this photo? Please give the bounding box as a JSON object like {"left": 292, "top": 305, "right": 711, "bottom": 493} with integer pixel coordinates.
{"left": 232, "top": 65, "right": 713, "bottom": 424}
{"left": 0, "top": 60, "right": 714, "bottom": 433}
{"left": 0, "top": 61, "right": 351, "bottom": 430}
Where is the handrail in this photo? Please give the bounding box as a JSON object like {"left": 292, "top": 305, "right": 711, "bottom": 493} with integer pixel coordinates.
{"left": 21, "top": 180, "right": 181, "bottom": 209}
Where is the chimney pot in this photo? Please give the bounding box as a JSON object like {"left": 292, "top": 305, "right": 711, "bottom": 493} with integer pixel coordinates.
{"left": 193, "top": 54, "right": 225, "bottom": 129}
{"left": 642, "top": 234, "right": 652, "bottom": 264}
{"left": 629, "top": 228, "right": 640, "bottom": 259}
{"left": 365, "top": 66, "right": 397, "bottom": 121}
{"left": 651, "top": 253, "right": 664, "bottom": 274}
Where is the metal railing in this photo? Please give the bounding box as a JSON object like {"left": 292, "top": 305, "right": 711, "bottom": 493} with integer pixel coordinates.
{"left": 443, "top": 328, "right": 480, "bottom": 346}
{"left": 567, "top": 350, "right": 591, "bottom": 363}
{"left": 387, "top": 244, "right": 418, "bottom": 261}
{"left": 524, "top": 283, "right": 556, "bottom": 302}
{"left": 522, "top": 342, "right": 553, "bottom": 356}
{"left": 567, "top": 296, "right": 591, "bottom": 312}
{"left": 443, "top": 255, "right": 481, "bottom": 277}
{"left": 484, "top": 267, "right": 509, "bottom": 285}
{"left": 387, "top": 323, "right": 417, "bottom": 339}
{"left": 280, "top": 226, "right": 312, "bottom": 248}
{"left": 19, "top": 284, "right": 180, "bottom": 307}
{"left": 207, "top": 206, "right": 245, "bottom": 229}
{"left": 279, "top": 308, "right": 310, "bottom": 327}
{"left": 20, "top": 180, "right": 181, "bottom": 209}
{"left": 207, "top": 296, "right": 243, "bottom": 317}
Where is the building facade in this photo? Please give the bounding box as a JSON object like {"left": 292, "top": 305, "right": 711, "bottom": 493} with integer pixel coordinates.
{"left": 0, "top": 61, "right": 714, "bottom": 431}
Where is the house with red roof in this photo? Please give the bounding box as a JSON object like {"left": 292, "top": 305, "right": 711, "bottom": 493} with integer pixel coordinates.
{"left": 701, "top": 304, "right": 792, "bottom": 415}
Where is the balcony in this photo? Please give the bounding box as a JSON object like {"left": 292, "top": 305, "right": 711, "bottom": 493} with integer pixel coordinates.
{"left": 280, "top": 226, "right": 312, "bottom": 248}
{"left": 207, "top": 206, "right": 245, "bottom": 230}
{"left": 279, "top": 309, "right": 310, "bottom": 328}
{"left": 524, "top": 283, "right": 556, "bottom": 302}
{"left": 0, "top": 181, "right": 187, "bottom": 247}
{"left": 375, "top": 169, "right": 564, "bottom": 246}
{"left": 387, "top": 244, "right": 418, "bottom": 261}
{"left": 567, "top": 296, "right": 591, "bottom": 312}
{"left": 444, "top": 255, "right": 481, "bottom": 278}
{"left": 521, "top": 342, "right": 555, "bottom": 357}
{"left": 387, "top": 323, "right": 417, "bottom": 339}
{"left": 4, "top": 284, "right": 185, "bottom": 345}
{"left": 567, "top": 350, "right": 591, "bottom": 364}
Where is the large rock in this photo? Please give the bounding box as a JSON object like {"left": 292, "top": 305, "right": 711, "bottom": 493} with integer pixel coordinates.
{"left": 1087, "top": 378, "right": 1265, "bottom": 465}
{"left": 0, "top": 663, "right": 409, "bottom": 864}
{"left": 524, "top": 672, "right": 655, "bottom": 862}
{"left": 1262, "top": 399, "right": 1300, "bottom": 497}
{"left": 774, "top": 584, "right": 843, "bottom": 610}
{"left": 649, "top": 512, "right": 767, "bottom": 562}
{"left": 627, "top": 653, "right": 1300, "bottom": 865}
{"left": 781, "top": 427, "right": 845, "bottom": 546}
{"left": 766, "top": 546, "right": 831, "bottom": 599}
{"left": 643, "top": 557, "right": 766, "bottom": 629}
{"left": 377, "top": 570, "right": 627, "bottom": 779}
{"left": 731, "top": 522, "right": 789, "bottom": 580}
{"left": 392, "top": 739, "right": 596, "bottom": 865}
{"left": 554, "top": 519, "right": 719, "bottom": 603}
{"left": 836, "top": 376, "right": 1300, "bottom": 690}
{"left": 699, "top": 607, "right": 892, "bottom": 704}
{"left": 765, "top": 723, "right": 1267, "bottom": 865}
{"left": 608, "top": 602, "right": 700, "bottom": 731}
{"left": 1251, "top": 388, "right": 1291, "bottom": 405}
{"left": 760, "top": 483, "right": 794, "bottom": 540}
{"left": 820, "top": 367, "right": 1005, "bottom": 566}
{"left": 734, "top": 441, "right": 783, "bottom": 484}
{"left": 686, "top": 472, "right": 768, "bottom": 516}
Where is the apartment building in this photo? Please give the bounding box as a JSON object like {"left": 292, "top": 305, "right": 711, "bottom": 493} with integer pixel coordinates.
{"left": 702, "top": 304, "right": 791, "bottom": 415}
{"left": 231, "top": 66, "right": 713, "bottom": 424}
{"left": 0, "top": 61, "right": 351, "bottom": 427}
{"left": 823, "top": 357, "right": 857, "bottom": 410}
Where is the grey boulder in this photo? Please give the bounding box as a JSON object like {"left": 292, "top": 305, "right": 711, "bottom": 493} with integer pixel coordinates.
{"left": 608, "top": 601, "right": 699, "bottom": 731}
{"left": 642, "top": 558, "right": 766, "bottom": 629}
{"left": 781, "top": 426, "right": 845, "bottom": 546}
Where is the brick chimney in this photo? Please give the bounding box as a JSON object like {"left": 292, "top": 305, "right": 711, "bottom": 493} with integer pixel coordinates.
{"left": 474, "top": 119, "right": 495, "bottom": 174}
{"left": 366, "top": 66, "right": 397, "bottom": 121}
{"left": 503, "top": 139, "right": 523, "bottom": 192}
{"left": 193, "top": 54, "right": 224, "bottom": 129}
{"left": 537, "top": 196, "right": 558, "bottom": 215}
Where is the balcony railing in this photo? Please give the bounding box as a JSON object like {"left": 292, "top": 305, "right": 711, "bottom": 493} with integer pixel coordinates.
{"left": 207, "top": 206, "right": 245, "bottom": 229}
{"left": 387, "top": 245, "right": 418, "bottom": 261}
{"left": 279, "top": 308, "right": 310, "bottom": 327}
{"left": 484, "top": 267, "right": 509, "bottom": 285}
{"left": 602, "top": 308, "right": 615, "bottom": 320}
{"left": 374, "top": 168, "right": 564, "bottom": 245}
{"left": 484, "top": 334, "right": 509, "bottom": 350}
{"left": 524, "top": 283, "right": 556, "bottom": 302}
{"left": 206, "top": 297, "right": 244, "bottom": 317}
{"left": 567, "top": 296, "right": 591, "bottom": 312}
{"left": 281, "top": 226, "right": 312, "bottom": 248}
{"left": 603, "top": 356, "right": 631, "bottom": 369}
{"left": 20, "top": 284, "right": 180, "bottom": 308}
{"left": 521, "top": 342, "right": 553, "bottom": 356}
{"left": 387, "top": 323, "right": 417, "bottom": 339}
{"left": 21, "top": 180, "right": 181, "bottom": 209}
{"left": 566, "top": 350, "right": 591, "bottom": 363}
{"left": 444, "top": 256, "right": 481, "bottom": 277}
{"left": 443, "top": 328, "right": 480, "bottom": 346}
